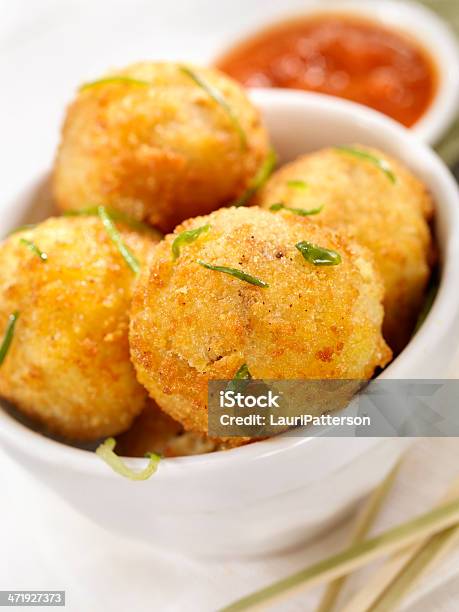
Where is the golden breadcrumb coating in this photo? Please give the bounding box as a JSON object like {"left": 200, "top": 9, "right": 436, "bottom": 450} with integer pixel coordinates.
{"left": 116, "top": 401, "right": 225, "bottom": 457}
{"left": 0, "top": 216, "right": 158, "bottom": 440}
{"left": 129, "top": 206, "right": 391, "bottom": 439}
{"left": 53, "top": 62, "right": 270, "bottom": 232}
{"left": 256, "top": 146, "right": 433, "bottom": 352}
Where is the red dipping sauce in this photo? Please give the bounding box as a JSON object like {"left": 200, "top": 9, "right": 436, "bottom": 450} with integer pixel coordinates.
{"left": 216, "top": 14, "right": 437, "bottom": 127}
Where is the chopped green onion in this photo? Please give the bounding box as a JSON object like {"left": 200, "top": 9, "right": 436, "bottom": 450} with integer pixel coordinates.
{"left": 296, "top": 241, "right": 342, "bottom": 266}
{"left": 0, "top": 312, "right": 19, "bottom": 366}
{"left": 179, "top": 65, "right": 247, "bottom": 149}
{"left": 335, "top": 146, "right": 396, "bottom": 183}
{"left": 287, "top": 180, "right": 309, "bottom": 190}
{"left": 233, "top": 149, "right": 277, "bottom": 207}
{"left": 96, "top": 438, "right": 160, "bottom": 480}
{"left": 80, "top": 77, "right": 150, "bottom": 91}
{"left": 197, "top": 260, "right": 269, "bottom": 287}
{"left": 8, "top": 224, "right": 37, "bottom": 236}
{"left": 97, "top": 206, "right": 141, "bottom": 274}
{"left": 63, "top": 206, "right": 161, "bottom": 236}
{"left": 227, "top": 363, "right": 252, "bottom": 393}
{"left": 172, "top": 224, "right": 211, "bottom": 260}
{"left": 269, "top": 203, "right": 323, "bottom": 216}
{"left": 234, "top": 363, "right": 251, "bottom": 381}
{"left": 19, "top": 238, "right": 48, "bottom": 262}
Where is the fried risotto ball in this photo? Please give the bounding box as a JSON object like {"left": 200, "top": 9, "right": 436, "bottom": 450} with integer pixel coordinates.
{"left": 129, "top": 206, "right": 391, "bottom": 437}
{"left": 256, "top": 146, "right": 433, "bottom": 352}
{"left": 116, "top": 401, "right": 224, "bottom": 458}
{"left": 53, "top": 62, "right": 270, "bottom": 233}
{"left": 0, "top": 216, "right": 158, "bottom": 441}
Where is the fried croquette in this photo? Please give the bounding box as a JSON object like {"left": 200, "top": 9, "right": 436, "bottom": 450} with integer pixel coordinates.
{"left": 53, "top": 62, "right": 270, "bottom": 232}
{"left": 115, "top": 401, "right": 224, "bottom": 457}
{"left": 129, "top": 206, "right": 391, "bottom": 437}
{"left": 256, "top": 146, "right": 433, "bottom": 352}
{"left": 0, "top": 216, "right": 158, "bottom": 440}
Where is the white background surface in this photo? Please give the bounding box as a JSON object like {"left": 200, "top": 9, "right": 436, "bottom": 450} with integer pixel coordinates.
{"left": 1, "top": 1, "right": 459, "bottom": 610}
{"left": 3, "top": 440, "right": 459, "bottom": 611}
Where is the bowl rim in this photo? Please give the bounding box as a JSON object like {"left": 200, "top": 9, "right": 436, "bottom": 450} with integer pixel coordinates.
{"left": 1, "top": 88, "right": 459, "bottom": 477}
{"left": 215, "top": 0, "right": 459, "bottom": 146}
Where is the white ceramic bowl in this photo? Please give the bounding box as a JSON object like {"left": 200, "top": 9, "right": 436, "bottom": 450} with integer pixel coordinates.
{"left": 216, "top": 0, "right": 459, "bottom": 145}
{"left": 1, "top": 90, "right": 459, "bottom": 558}
{"left": 326, "top": 1, "right": 459, "bottom": 145}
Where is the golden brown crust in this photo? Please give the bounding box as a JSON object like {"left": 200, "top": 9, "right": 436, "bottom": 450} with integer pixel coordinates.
{"left": 115, "top": 400, "right": 228, "bottom": 457}
{"left": 52, "top": 62, "right": 270, "bottom": 232}
{"left": 129, "top": 206, "right": 391, "bottom": 439}
{"left": 0, "top": 216, "right": 158, "bottom": 440}
{"left": 256, "top": 146, "right": 433, "bottom": 352}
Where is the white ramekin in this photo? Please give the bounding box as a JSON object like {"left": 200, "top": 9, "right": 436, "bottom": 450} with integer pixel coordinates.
{"left": 220, "top": 0, "right": 459, "bottom": 145}
{"left": 324, "top": 0, "right": 459, "bottom": 145}
{"left": 1, "top": 90, "right": 459, "bottom": 557}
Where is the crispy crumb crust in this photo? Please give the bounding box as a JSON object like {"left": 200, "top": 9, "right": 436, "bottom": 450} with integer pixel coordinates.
{"left": 129, "top": 206, "right": 391, "bottom": 441}
{"left": 0, "top": 216, "right": 158, "bottom": 441}
{"left": 116, "top": 401, "right": 230, "bottom": 457}
{"left": 256, "top": 146, "right": 433, "bottom": 352}
{"left": 53, "top": 62, "right": 270, "bottom": 232}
